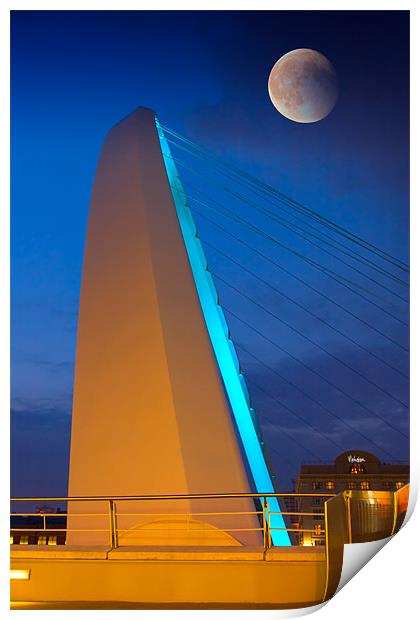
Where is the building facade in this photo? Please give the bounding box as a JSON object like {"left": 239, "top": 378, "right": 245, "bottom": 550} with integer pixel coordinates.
{"left": 292, "top": 450, "right": 409, "bottom": 546}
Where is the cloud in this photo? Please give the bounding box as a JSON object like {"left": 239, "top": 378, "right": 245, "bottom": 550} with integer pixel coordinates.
{"left": 11, "top": 408, "right": 72, "bottom": 498}
{"left": 11, "top": 395, "right": 73, "bottom": 418}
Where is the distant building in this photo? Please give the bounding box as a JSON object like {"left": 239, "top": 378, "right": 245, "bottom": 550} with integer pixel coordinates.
{"left": 10, "top": 511, "right": 67, "bottom": 546}
{"left": 293, "top": 450, "right": 409, "bottom": 546}
{"left": 280, "top": 494, "right": 301, "bottom": 545}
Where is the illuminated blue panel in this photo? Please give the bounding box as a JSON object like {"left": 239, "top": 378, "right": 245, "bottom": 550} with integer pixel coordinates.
{"left": 156, "top": 119, "right": 290, "bottom": 546}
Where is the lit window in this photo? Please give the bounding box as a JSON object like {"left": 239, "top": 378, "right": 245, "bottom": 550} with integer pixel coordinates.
{"left": 360, "top": 481, "right": 370, "bottom": 490}
{"left": 10, "top": 536, "right": 14, "bottom": 545}
{"left": 47, "top": 536, "right": 57, "bottom": 546}
{"left": 302, "top": 539, "right": 314, "bottom": 547}
{"left": 38, "top": 535, "right": 47, "bottom": 545}
{"left": 314, "top": 524, "right": 322, "bottom": 536}
{"left": 312, "top": 481, "right": 322, "bottom": 490}
{"left": 350, "top": 463, "right": 365, "bottom": 474}
{"left": 347, "top": 481, "right": 357, "bottom": 489}
{"left": 19, "top": 535, "right": 29, "bottom": 545}
{"left": 325, "top": 481, "right": 335, "bottom": 490}
{"left": 395, "top": 481, "right": 404, "bottom": 490}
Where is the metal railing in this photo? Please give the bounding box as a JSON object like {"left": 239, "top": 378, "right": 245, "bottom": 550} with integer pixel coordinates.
{"left": 10, "top": 492, "right": 335, "bottom": 550}
{"left": 11, "top": 487, "right": 409, "bottom": 604}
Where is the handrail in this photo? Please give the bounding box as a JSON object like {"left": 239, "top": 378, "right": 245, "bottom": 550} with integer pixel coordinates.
{"left": 10, "top": 491, "right": 334, "bottom": 551}
{"left": 10, "top": 492, "right": 335, "bottom": 502}
{"left": 10, "top": 486, "right": 410, "bottom": 604}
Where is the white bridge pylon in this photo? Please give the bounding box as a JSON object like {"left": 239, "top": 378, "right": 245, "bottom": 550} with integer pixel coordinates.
{"left": 67, "top": 107, "right": 290, "bottom": 547}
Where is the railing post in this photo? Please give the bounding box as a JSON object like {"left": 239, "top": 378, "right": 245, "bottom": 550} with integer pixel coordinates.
{"left": 265, "top": 498, "right": 273, "bottom": 549}
{"left": 346, "top": 494, "right": 352, "bottom": 544}
{"left": 112, "top": 501, "right": 119, "bottom": 548}
{"left": 391, "top": 489, "right": 398, "bottom": 536}
{"left": 42, "top": 513, "right": 46, "bottom": 532}
{"left": 108, "top": 500, "right": 118, "bottom": 549}
{"left": 108, "top": 500, "right": 114, "bottom": 548}
{"left": 262, "top": 497, "right": 268, "bottom": 552}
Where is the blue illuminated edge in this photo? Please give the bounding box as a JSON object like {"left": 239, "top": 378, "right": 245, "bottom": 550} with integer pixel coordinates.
{"left": 156, "top": 118, "right": 290, "bottom": 546}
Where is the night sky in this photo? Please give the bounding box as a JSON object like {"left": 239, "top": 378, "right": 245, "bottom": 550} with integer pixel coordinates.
{"left": 11, "top": 10, "right": 409, "bottom": 497}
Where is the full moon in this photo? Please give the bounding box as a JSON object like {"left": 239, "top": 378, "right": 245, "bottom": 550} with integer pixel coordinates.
{"left": 268, "top": 49, "right": 338, "bottom": 123}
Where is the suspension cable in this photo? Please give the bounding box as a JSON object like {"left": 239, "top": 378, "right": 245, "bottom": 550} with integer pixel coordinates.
{"left": 160, "top": 124, "right": 409, "bottom": 273}
{"left": 165, "top": 141, "right": 409, "bottom": 289}
{"left": 223, "top": 307, "right": 409, "bottom": 440}
{"left": 213, "top": 270, "right": 408, "bottom": 409}
{"left": 199, "top": 236, "right": 408, "bottom": 379}
{"left": 183, "top": 197, "right": 410, "bottom": 344}
{"left": 238, "top": 344, "right": 403, "bottom": 462}
{"left": 170, "top": 177, "right": 408, "bottom": 320}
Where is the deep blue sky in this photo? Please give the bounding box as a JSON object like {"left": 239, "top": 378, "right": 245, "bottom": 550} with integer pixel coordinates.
{"left": 11, "top": 10, "right": 409, "bottom": 497}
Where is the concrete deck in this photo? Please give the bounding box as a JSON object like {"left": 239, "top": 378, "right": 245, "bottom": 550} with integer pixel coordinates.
{"left": 10, "top": 545, "right": 110, "bottom": 560}
{"left": 11, "top": 544, "right": 325, "bottom": 562}
{"left": 11, "top": 545, "right": 327, "bottom": 608}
